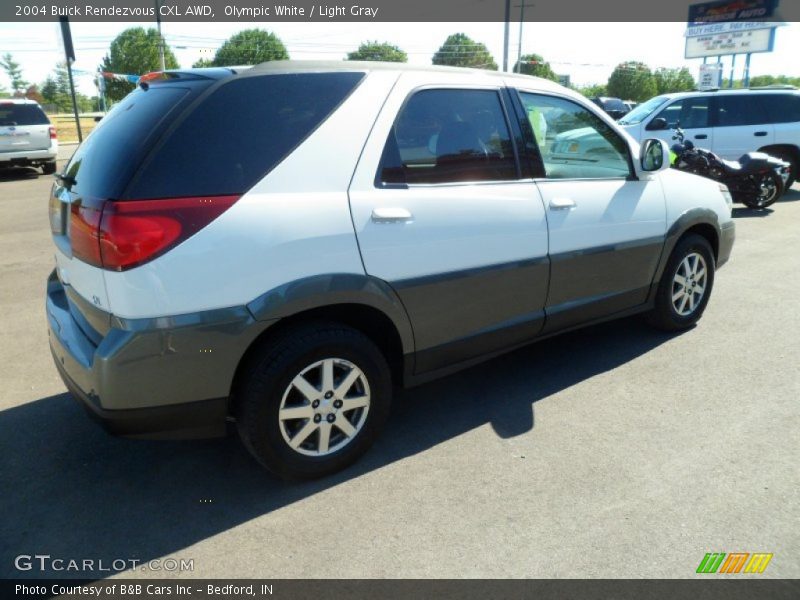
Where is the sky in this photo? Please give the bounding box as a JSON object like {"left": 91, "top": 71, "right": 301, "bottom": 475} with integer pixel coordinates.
{"left": 1, "top": 21, "right": 799, "bottom": 96}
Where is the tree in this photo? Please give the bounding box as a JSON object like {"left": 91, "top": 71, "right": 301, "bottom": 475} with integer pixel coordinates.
{"left": 100, "top": 28, "right": 179, "bottom": 101}
{"left": 347, "top": 41, "right": 407, "bottom": 63}
{"left": 212, "top": 29, "right": 288, "bottom": 67}
{"left": 577, "top": 83, "right": 607, "bottom": 98}
{"left": 654, "top": 67, "right": 695, "bottom": 95}
{"left": 192, "top": 58, "right": 215, "bottom": 68}
{"left": 432, "top": 33, "right": 497, "bottom": 70}
{"left": 1, "top": 53, "right": 28, "bottom": 93}
{"left": 41, "top": 63, "right": 93, "bottom": 112}
{"left": 513, "top": 53, "right": 558, "bottom": 81}
{"left": 606, "top": 61, "right": 657, "bottom": 102}
{"left": 24, "top": 84, "right": 44, "bottom": 104}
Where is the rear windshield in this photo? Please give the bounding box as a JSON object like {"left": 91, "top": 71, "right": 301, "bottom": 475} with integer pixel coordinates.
{"left": 0, "top": 103, "right": 49, "bottom": 126}
{"left": 124, "top": 72, "right": 365, "bottom": 199}
{"left": 63, "top": 85, "right": 198, "bottom": 199}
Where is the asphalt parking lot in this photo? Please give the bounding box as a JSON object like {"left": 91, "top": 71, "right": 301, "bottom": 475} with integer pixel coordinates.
{"left": 0, "top": 145, "right": 797, "bottom": 579}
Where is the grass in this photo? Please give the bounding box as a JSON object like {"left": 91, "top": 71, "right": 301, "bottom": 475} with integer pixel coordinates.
{"left": 46, "top": 114, "right": 99, "bottom": 143}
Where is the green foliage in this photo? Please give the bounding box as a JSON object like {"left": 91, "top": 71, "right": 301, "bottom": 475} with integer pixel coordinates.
{"left": 100, "top": 28, "right": 179, "bottom": 102}
{"left": 432, "top": 33, "right": 498, "bottom": 70}
{"left": 347, "top": 41, "right": 407, "bottom": 63}
{"left": 192, "top": 58, "right": 215, "bottom": 68}
{"left": 513, "top": 53, "right": 558, "bottom": 81}
{"left": 41, "top": 63, "right": 93, "bottom": 112}
{"left": 654, "top": 67, "right": 695, "bottom": 95}
{"left": 607, "top": 61, "right": 657, "bottom": 102}
{"left": 577, "top": 84, "right": 608, "bottom": 98}
{"left": 1, "top": 53, "right": 28, "bottom": 93}
{"left": 212, "top": 29, "right": 289, "bottom": 67}
{"left": 747, "top": 74, "right": 800, "bottom": 87}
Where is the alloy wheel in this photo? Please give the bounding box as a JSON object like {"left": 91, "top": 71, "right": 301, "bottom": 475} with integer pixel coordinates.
{"left": 671, "top": 252, "right": 708, "bottom": 317}
{"left": 278, "top": 358, "right": 371, "bottom": 457}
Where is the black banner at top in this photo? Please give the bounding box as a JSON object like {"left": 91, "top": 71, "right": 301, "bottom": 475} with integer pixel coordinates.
{"left": 2, "top": 0, "right": 799, "bottom": 22}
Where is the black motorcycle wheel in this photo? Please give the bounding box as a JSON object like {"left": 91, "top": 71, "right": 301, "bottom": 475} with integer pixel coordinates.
{"left": 739, "top": 171, "right": 783, "bottom": 209}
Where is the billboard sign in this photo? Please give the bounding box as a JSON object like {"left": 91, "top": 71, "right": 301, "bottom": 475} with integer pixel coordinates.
{"left": 687, "top": 0, "right": 779, "bottom": 26}
{"left": 685, "top": 27, "right": 775, "bottom": 58}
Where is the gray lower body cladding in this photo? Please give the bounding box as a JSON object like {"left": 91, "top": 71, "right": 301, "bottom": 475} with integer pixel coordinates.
{"left": 46, "top": 270, "right": 271, "bottom": 439}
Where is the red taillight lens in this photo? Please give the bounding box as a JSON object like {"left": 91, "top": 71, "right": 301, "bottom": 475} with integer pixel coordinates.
{"left": 69, "top": 195, "right": 239, "bottom": 271}
{"left": 70, "top": 203, "right": 103, "bottom": 267}
{"left": 49, "top": 126, "right": 57, "bottom": 139}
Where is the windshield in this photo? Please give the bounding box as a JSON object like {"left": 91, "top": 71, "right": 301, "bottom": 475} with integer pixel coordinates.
{"left": 618, "top": 96, "right": 669, "bottom": 125}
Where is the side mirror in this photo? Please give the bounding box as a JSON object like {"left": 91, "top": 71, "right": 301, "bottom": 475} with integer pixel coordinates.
{"left": 640, "top": 138, "right": 671, "bottom": 173}
{"left": 94, "top": 116, "right": 103, "bottom": 123}
{"left": 647, "top": 117, "right": 667, "bottom": 131}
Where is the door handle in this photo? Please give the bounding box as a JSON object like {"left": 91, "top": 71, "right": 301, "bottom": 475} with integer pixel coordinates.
{"left": 694, "top": 134, "right": 708, "bottom": 140}
{"left": 754, "top": 131, "right": 768, "bottom": 137}
{"left": 549, "top": 198, "right": 576, "bottom": 210}
{"left": 371, "top": 207, "right": 413, "bottom": 223}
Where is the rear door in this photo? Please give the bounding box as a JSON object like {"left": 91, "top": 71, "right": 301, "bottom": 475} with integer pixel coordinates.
{"left": 711, "top": 94, "right": 774, "bottom": 159}
{"left": 349, "top": 74, "right": 549, "bottom": 374}
{"left": 0, "top": 102, "right": 51, "bottom": 153}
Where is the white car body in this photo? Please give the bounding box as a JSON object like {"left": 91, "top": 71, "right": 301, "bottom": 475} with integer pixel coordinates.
{"left": 46, "top": 62, "right": 735, "bottom": 447}
{"left": 0, "top": 98, "right": 58, "bottom": 171}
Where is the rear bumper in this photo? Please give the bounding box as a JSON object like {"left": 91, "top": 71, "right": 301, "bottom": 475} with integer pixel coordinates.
{"left": 718, "top": 221, "right": 735, "bottom": 268}
{"left": 0, "top": 146, "right": 57, "bottom": 165}
{"left": 46, "top": 270, "right": 268, "bottom": 439}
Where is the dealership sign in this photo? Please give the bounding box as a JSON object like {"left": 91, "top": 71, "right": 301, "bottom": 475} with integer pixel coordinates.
{"left": 697, "top": 63, "right": 723, "bottom": 89}
{"left": 685, "top": 0, "right": 781, "bottom": 58}
{"left": 685, "top": 27, "right": 775, "bottom": 58}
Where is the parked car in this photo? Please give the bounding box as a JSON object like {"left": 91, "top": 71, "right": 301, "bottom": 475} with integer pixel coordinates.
{"left": 47, "top": 62, "right": 734, "bottom": 479}
{"left": 623, "top": 100, "right": 638, "bottom": 112}
{"left": 0, "top": 99, "right": 58, "bottom": 174}
{"left": 618, "top": 87, "right": 800, "bottom": 188}
{"left": 590, "top": 96, "right": 630, "bottom": 120}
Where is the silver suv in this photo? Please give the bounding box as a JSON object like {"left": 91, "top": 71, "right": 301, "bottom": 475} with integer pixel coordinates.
{"left": 0, "top": 99, "right": 58, "bottom": 175}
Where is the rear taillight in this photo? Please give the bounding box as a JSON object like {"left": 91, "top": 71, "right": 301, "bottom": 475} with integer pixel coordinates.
{"left": 70, "top": 195, "right": 239, "bottom": 271}
{"left": 49, "top": 126, "right": 57, "bottom": 139}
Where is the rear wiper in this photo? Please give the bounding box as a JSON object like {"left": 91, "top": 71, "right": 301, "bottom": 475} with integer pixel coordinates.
{"left": 54, "top": 173, "right": 76, "bottom": 187}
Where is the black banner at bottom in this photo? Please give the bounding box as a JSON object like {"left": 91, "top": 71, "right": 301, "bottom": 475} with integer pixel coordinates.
{"left": 4, "top": 579, "right": 800, "bottom": 600}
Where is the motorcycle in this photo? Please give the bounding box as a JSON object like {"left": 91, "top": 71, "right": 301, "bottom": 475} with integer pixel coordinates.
{"left": 669, "top": 127, "right": 790, "bottom": 209}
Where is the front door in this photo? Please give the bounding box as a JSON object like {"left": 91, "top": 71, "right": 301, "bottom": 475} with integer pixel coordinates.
{"left": 516, "top": 91, "right": 667, "bottom": 332}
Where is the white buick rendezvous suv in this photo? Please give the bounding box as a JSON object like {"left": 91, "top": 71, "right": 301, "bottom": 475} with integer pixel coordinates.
{"left": 46, "top": 62, "right": 735, "bottom": 479}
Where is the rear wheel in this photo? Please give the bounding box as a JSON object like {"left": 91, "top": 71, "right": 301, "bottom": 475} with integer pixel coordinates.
{"left": 41, "top": 161, "right": 56, "bottom": 175}
{"left": 647, "top": 234, "right": 715, "bottom": 332}
{"left": 235, "top": 322, "right": 392, "bottom": 480}
{"left": 738, "top": 171, "right": 782, "bottom": 209}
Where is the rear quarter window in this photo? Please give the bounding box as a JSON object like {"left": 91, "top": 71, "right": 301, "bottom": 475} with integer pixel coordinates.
{"left": 0, "top": 103, "right": 49, "bottom": 126}
{"left": 758, "top": 94, "right": 800, "bottom": 124}
{"left": 124, "top": 72, "right": 365, "bottom": 199}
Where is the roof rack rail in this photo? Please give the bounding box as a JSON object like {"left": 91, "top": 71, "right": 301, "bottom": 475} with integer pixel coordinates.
{"left": 747, "top": 84, "right": 798, "bottom": 90}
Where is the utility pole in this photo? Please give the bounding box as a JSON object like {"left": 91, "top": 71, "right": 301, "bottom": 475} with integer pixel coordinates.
{"left": 58, "top": 17, "right": 83, "bottom": 143}
{"left": 514, "top": 3, "right": 536, "bottom": 73}
{"left": 155, "top": 0, "right": 166, "bottom": 71}
{"left": 503, "top": 0, "right": 510, "bottom": 72}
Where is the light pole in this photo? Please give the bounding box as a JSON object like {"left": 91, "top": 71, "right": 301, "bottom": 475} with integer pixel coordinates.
{"left": 514, "top": 3, "right": 536, "bottom": 73}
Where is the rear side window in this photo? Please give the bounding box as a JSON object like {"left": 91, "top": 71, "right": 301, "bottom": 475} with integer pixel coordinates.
{"left": 0, "top": 103, "right": 49, "bottom": 126}
{"left": 758, "top": 94, "right": 800, "bottom": 123}
{"left": 64, "top": 87, "right": 194, "bottom": 199}
{"left": 714, "top": 95, "right": 768, "bottom": 126}
{"left": 126, "top": 72, "right": 364, "bottom": 199}
{"left": 379, "top": 89, "right": 517, "bottom": 185}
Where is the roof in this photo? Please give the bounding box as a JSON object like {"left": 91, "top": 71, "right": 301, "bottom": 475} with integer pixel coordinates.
{"left": 0, "top": 98, "right": 40, "bottom": 105}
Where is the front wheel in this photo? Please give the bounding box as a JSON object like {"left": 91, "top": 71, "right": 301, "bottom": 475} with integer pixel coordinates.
{"left": 235, "top": 322, "right": 392, "bottom": 480}
{"left": 738, "top": 171, "right": 783, "bottom": 209}
{"left": 646, "top": 234, "right": 715, "bottom": 332}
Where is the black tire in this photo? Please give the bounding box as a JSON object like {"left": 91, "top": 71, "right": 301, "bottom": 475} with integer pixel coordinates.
{"left": 41, "top": 161, "right": 56, "bottom": 175}
{"left": 739, "top": 171, "right": 783, "bottom": 209}
{"left": 235, "top": 322, "right": 392, "bottom": 480}
{"left": 646, "top": 234, "right": 716, "bottom": 332}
